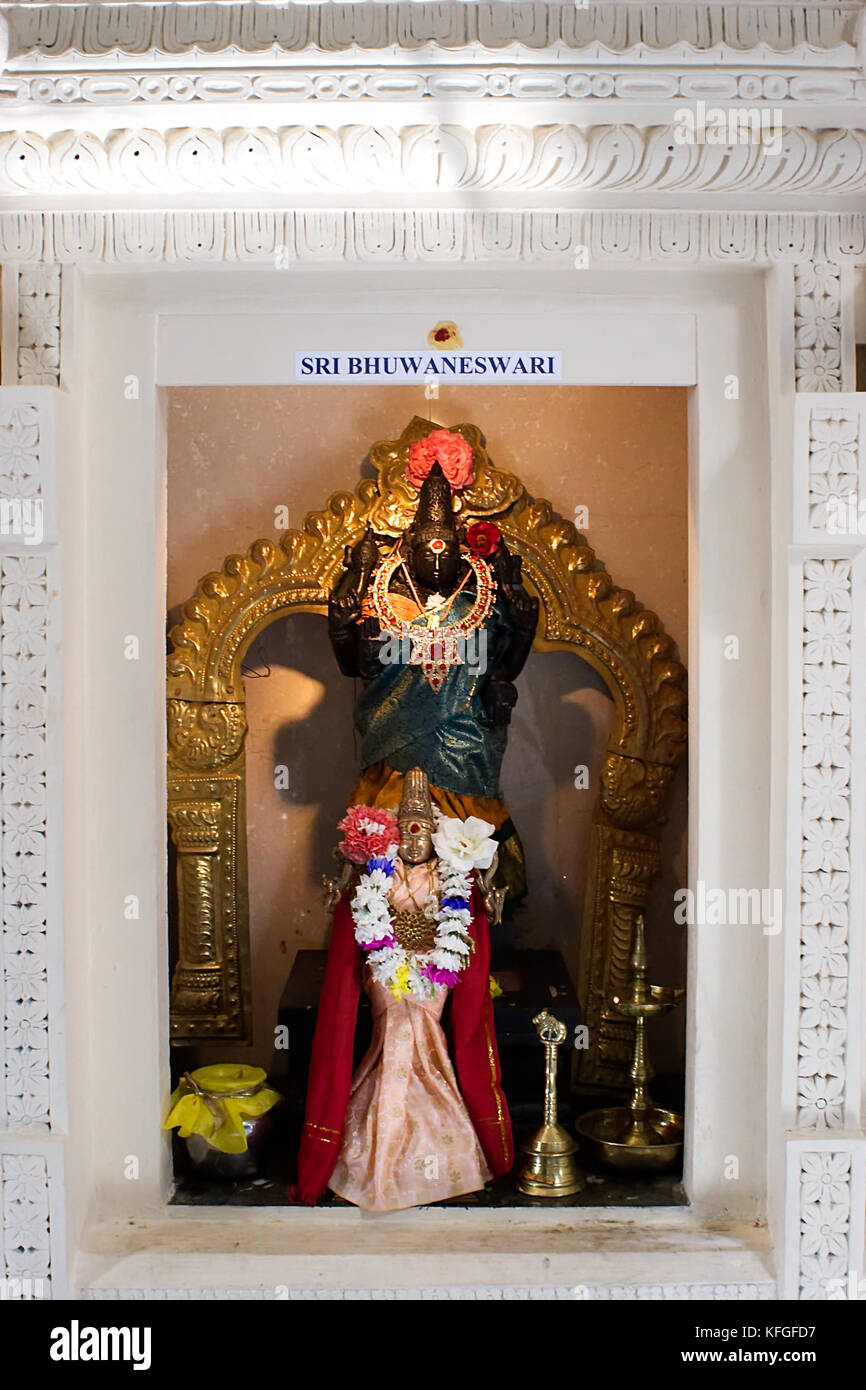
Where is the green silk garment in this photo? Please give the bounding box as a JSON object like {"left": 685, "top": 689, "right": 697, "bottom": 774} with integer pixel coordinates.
{"left": 354, "top": 590, "right": 513, "bottom": 799}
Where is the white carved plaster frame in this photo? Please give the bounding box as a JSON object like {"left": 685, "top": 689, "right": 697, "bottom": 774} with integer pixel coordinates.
{"left": 0, "top": 387, "right": 67, "bottom": 1297}
{"left": 7, "top": 265, "right": 776, "bottom": 1300}
{"left": 0, "top": 0, "right": 864, "bottom": 1301}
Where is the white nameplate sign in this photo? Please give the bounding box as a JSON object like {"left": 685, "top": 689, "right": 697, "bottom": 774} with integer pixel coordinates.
{"left": 295, "top": 351, "right": 562, "bottom": 382}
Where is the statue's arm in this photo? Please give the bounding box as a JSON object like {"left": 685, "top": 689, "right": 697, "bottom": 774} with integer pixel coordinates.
{"left": 327, "top": 529, "right": 382, "bottom": 679}
{"left": 494, "top": 607, "right": 537, "bottom": 682}
{"left": 491, "top": 542, "right": 539, "bottom": 679}
{"left": 482, "top": 542, "right": 539, "bottom": 726}
{"left": 328, "top": 597, "right": 361, "bottom": 676}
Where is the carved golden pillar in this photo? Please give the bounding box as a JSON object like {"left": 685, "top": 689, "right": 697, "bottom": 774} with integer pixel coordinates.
{"left": 167, "top": 699, "right": 250, "bottom": 1044}
{"left": 576, "top": 751, "right": 674, "bottom": 1088}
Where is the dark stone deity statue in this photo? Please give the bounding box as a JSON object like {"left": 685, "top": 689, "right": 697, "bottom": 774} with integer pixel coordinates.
{"left": 292, "top": 437, "right": 539, "bottom": 1210}
{"left": 328, "top": 450, "right": 539, "bottom": 901}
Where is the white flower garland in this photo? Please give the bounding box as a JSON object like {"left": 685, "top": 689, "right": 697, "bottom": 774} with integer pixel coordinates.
{"left": 348, "top": 811, "right": 496, "bottom": 1000}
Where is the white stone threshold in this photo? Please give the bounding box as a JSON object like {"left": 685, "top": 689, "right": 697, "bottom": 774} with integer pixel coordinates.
{"left": 75, "top": 1206, "right": 777, "bottom": 1300}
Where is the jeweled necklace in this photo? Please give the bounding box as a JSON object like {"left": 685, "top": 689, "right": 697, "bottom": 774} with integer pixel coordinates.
{"left": 399, "top": 559, "right": 473, "bottom": 630}
{"left": 370, "top": 546, "right": 496, "bottom": 692}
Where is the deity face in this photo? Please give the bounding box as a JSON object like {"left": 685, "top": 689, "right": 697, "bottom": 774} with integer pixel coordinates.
{"left": 410, "top": 528, "right": 461, "bottom": 593}
{"left": 398, "top": 815, "right": 433, "bottom": 865}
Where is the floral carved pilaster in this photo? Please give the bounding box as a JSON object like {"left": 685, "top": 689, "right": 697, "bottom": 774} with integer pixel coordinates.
{"left": 787, "top": 399, "right": 866, "bottom": 1298}
{"left": 796, "top": 560, "right": 851, "bottom": 1128}
{"left": 794, "top": 262, "right": 852, "bottom": 395}
{"left": 1, "top": 1154, "right": 52, "bottom": 1297}
{"left": 16, "top": 266, "right": 61, "bottom": 387}
{"left": 806, "top": 408, "right": 859, "bottom": 530}
{"left": 797, "top": 1150, "right": 852, "bottom": 1298}
{"left": 167, "top": 699, "right": 249, "bottom": 1042}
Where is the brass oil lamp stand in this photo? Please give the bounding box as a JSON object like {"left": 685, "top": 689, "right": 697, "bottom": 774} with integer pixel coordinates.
{"left": 576, "top": 915, "right": 684, "bottom": 1172}
{"left": 517, "top": 1010, "right": 585, "bottom": 1197}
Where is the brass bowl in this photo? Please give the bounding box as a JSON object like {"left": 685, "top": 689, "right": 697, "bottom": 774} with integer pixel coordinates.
{"left": 606, "top": 985, "right": 686, "bottom": 1021}
{"left": 575, "top": 1106, "right": 684, "bottom": 1173}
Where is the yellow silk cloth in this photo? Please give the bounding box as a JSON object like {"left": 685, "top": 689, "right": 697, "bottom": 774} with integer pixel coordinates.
{"left": 163, "top": 1064, "right": 281, "bottom": 1154}
{"left": 350, "top": 762, "right": 511, "bottom": 832}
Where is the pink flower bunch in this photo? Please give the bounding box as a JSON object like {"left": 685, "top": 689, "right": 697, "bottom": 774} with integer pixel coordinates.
{"left": 421, "top": 962, "right": 460, "bottom": 990}
{"left": 337, "top": 804, "right": 399, "bottom": 865}
{"left": 405, "top": 429, "right": 475, "bottom": 492}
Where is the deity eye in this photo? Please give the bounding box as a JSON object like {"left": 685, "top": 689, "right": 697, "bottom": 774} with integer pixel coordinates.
{"left": 429, "top": 538, "right": 446, "bottom": 554}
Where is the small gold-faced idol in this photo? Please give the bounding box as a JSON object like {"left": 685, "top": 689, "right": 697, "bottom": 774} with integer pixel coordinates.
{"left": 392, "top": 768, "right": 439, "bottom": 954}
{"left": 397, "top": 765, "right": 436, "bottom": 864}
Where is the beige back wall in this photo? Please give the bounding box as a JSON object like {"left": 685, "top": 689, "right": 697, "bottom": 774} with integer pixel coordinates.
{"left": 167, "top": 385, "right": 688, "bottom": 1076}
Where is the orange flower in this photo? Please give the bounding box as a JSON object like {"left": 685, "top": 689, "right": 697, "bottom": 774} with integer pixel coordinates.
{"left": 406, "top": 430, "right": 475, "bottom": 491}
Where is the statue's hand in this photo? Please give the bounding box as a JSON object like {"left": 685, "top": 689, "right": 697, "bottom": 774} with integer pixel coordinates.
{"left": 344, "top": 529, "right": 379, "bottom": 591}
{"left": 357, "top": 615, "right": 384, "bottom": 678}
{"left": 483, "top": 675, "right": 518, "bottom": 727}
{"left": 359, "top": 614, "right": 381, "bottom": 644}
{"left": 328, "top": 590, "right": 362, "bottom": 631}
{"left": 507, "top": 586, "right": 540, "bottom": 633}
{"left": 492, "top": 545, "right": 539, "bottom": 634}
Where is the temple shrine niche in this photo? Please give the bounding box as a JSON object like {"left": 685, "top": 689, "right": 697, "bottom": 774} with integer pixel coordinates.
{"left": 166, "top": 408, "right": 687, "bottom": 1206}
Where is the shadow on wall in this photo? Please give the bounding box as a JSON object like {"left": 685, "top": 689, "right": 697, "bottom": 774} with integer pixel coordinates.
{"left": 244, "top": 608, "right": 359, "bottom": 941}
{"left": 501, "top": 647, "right": 614, "bottom": 955}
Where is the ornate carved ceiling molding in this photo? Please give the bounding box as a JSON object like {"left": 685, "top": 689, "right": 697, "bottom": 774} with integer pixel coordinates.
{"left": 1, "top": 122, "right": 865, "bottom": 202}
{"left": 2, "top": 209, "right": 864, "bottom": 266}
{"left": 3, "top": 3, "right": 861, "bottom": 63}
{"left": 2, "top": 3, "right": 862, "bottom": 113}
{"left": 3, "top": 65, "right": 864, "bottom": 108}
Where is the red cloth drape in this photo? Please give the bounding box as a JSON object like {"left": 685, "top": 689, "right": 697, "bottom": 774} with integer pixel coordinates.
{"left": 289, "top": 883, "right": 512, "bottom": 1204}
{"left": 447, "top": 886, "right": 513, "bottom": 1178}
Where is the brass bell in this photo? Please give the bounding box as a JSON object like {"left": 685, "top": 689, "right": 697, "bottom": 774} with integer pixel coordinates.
{"left": 517, "top": 1010, "right": 585, "bottom": 1198}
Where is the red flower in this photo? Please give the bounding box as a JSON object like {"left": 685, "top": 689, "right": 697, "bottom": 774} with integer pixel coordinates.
{"left": 406, "top": 430, "right": 475, "bottom": 492}
{"left": 465, "top": 521, "right": 501, "bottom": 558}
{"left": 337, "top": 804, "right": 399, "bottom": 865}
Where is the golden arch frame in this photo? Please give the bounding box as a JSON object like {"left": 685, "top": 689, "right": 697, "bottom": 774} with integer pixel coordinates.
{"left": 166, "top": 416, "right": 687, "bottom": 1088}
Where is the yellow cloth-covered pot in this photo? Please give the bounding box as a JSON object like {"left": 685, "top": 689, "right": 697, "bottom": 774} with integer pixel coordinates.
{"left": 164, "top": 1064, "right": 281, "bottom": 1154}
